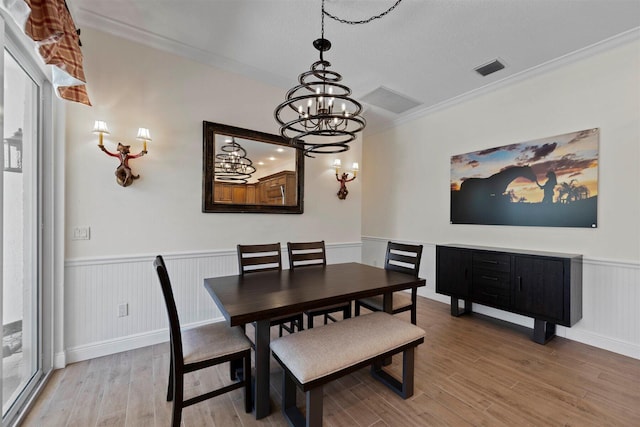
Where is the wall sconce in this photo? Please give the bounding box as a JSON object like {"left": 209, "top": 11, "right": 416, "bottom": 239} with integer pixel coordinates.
{"left": 334, "top": 159, "right": 359, "bottom": 200}
{"left": 92, "top": 120, "right": 151, "bottom": 187}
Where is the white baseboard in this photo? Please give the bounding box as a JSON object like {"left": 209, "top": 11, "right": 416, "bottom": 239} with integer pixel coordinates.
{"left": 563, "top": 328, "right": 640, "bottom": 360}
{"left": 62, "top": 292, "right": 640, "bottom": 365}
{"left": 64, "top": 317, "right": 224, "bottom": 364}
{"left": 54, "top": 352, "right": 66, "bottom": 369}
{"left": 420, "top": 290, "right": 640, "bottom": 358}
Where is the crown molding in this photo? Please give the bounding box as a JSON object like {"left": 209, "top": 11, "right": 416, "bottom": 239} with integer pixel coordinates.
{"left": 365, "top": 27, "right": 640, "bottom": 137}
{"left": 74, "top": 7, "right": 291, "bottom": 89}
{"left": 74, "top": 8, "right": 639, "bottom": 138}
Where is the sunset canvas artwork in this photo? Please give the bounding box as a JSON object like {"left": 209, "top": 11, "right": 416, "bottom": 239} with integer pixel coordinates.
{"left": 450, "top": 128, "right": 599, "bottom": 227}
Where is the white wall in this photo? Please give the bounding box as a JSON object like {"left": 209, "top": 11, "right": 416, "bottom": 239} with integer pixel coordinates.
{"left": 65, "top": 28, "right": 362, "bottom": 259}
{"left": 60, "top": 28, "right": 362, "bottom": 364}
{"left": 362, "top": 37, "right": 640, "bottom": 358}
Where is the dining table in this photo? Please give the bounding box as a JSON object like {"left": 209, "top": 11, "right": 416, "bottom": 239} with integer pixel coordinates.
{"left": 203, "top": 262, "right": 426, "bottom": 419}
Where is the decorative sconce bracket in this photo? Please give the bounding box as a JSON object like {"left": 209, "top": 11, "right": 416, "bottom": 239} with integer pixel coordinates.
{"left": 92, "top": 121, "right": 151, "bottom": 187}
{"left": 334, "top": 159, "right": 358, "bottom": 200}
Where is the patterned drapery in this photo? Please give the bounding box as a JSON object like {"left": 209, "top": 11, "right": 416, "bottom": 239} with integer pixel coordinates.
{"left": 23, "top": 0, "right": 91, "bottom": 105}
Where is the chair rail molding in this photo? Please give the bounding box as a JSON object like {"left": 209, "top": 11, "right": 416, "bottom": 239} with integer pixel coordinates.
{"left": 62, "top": 242, "right": 362, "bottom": 364}
{"left": 361, "top": 236, "right": 640, "bottom": 360}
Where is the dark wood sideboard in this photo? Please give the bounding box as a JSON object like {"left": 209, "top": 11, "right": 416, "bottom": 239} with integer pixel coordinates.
{"left": 436, "top": 244, "right": 582, "bottom": 344}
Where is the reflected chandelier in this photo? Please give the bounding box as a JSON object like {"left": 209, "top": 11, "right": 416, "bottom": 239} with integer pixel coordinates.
{"left": 214, "top": 138, "right": 256, "bottom": 184}
{"left": 275, "top": 0, "right": 403, "bottom": 157}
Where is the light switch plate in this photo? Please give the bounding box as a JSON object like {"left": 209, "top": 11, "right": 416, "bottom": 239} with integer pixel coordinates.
{"left": 72, "top": 226, "right": 90, "bottom": 240}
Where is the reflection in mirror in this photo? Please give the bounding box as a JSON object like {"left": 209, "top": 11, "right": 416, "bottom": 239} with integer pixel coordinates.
{"left": 203, "top": 122, "right": 304, "bottom": 213}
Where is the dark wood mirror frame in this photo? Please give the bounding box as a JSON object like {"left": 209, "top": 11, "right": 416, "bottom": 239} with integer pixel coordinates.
{"left": 202, "top": 121, "right": 304, "bottom": 214}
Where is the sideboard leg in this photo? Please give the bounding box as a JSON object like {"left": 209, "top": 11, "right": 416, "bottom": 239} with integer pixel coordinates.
{"left": 533, "top": 319, "right": 556, "bottom": 344}
{"left": 450, "top": 297, "right": 472, "bottom": 316}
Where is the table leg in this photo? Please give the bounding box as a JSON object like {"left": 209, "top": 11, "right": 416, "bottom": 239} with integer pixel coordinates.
{"left": 254, "top": 319, "right": 271, "bottom": 419}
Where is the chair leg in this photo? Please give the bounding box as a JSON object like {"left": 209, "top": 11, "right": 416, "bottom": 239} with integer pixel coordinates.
{"left": 167, "top": 351, "right": 174, "bottom": 401}
{"left": 243, "top": 352, "right": 252, "bottom": 413}
{"left": 308, "top": 313, "right": 314, "bottom": 329}
{"left": 171, "top": 369, "right": 183, "bottom": 427}
{"left": 354, "top": 301, "right": 361, "bottom": 317}
{"left": 344, "top": 302, "right": 352, "bottom": 319}
{"left": 411, "top": 289, "right": 417, "bottom": 325}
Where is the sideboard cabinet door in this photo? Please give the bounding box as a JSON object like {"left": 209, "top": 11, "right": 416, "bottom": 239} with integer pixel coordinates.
{"left": 513, "top": 256, "right": 564, "bottom": 322}
{"left": 436, "top": 246, "right": 472, "bottom": 298}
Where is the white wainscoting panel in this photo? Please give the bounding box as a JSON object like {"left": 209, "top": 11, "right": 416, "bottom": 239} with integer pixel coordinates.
{"left": 362, "top": 236, "right": 640, "bottom": 359}
{"left": 63, "top": 242, "right": 362, "bottom": 364}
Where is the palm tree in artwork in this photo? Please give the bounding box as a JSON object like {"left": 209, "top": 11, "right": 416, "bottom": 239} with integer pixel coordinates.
{"left": 558, "top": 180, "right": 590, "bottom": 203}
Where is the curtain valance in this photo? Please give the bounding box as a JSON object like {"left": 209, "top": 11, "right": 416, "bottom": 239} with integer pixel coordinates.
{"left": 8, "top": 0, "right": 92, "bottom": 105}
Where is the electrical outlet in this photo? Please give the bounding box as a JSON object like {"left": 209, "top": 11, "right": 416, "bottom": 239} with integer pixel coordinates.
{"left": 72, "top": 226, "right": 91, "bottom": 240}
{"left": 118, "top": 303, "right": 128, "bottom": 317}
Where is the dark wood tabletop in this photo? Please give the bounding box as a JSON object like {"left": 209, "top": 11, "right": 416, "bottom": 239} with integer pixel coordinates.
{"left": 204, "top": 262, "right": 426, "bottom": 326}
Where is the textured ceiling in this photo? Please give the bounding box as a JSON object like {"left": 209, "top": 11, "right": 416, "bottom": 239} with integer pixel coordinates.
{"left": 71, "top": 0, "right": 640, "bottom": 135}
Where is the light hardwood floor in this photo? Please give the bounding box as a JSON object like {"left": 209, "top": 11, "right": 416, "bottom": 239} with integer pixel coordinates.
{"left": 22, "top": 297, "right": 640, "bottom": 426}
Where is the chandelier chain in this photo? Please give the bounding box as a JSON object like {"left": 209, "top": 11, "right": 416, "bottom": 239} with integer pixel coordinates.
{"left": 321, "top": 0, "right": 325, "bottom": 39}
{"left": 323, "top": 0, "right": 403, "bottom": 26}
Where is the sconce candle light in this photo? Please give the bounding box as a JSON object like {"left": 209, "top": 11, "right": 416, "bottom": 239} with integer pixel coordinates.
{"left": 334, "top": 159, "right": 359, "bottom": 200}
{"left": 92, "top": 120, "right": 150, "bottom": 187}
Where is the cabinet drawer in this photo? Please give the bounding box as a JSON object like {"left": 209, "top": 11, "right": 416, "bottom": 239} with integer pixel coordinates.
{"left": 472, "top": 266, "right": 510, "bottom": 308}
{"left": 473, "top": 288, "right": 510, "bottom": 307}
{"left": 474, "top": 268, "right": 510, "bottom": 288}
{"left": 473, "top": 252, "right": 510, "bottom": 272}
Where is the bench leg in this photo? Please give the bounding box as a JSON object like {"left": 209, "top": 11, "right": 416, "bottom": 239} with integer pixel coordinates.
{"left": 282, "top": 371, "right": 322, "bottom": 427}
{"left": 370, "top": 347, "right": 416, "bottom": 399}
{"left": 282, "top": 371, "right": 297, "bottom": 414}
{"left": 306, "top": 387, "right": 323, "bottom": 427}
{"left": 402, "top": 347, "right": 415, "bottom": 398}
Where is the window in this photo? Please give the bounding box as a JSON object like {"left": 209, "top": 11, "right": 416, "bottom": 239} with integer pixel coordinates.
{"left": 1, "top": 14, "right": 55, "bottom": 426}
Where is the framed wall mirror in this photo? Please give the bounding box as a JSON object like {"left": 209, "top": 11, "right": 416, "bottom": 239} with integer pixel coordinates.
{"left": 203, "top": 121, "right": 304, "bottom": 213}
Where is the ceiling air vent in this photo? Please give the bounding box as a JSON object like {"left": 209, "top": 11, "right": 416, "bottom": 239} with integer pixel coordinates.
{"left": 361, "top": 86, "right": 422, "bottom": 115}
{"left": 474, "top": 59, "right": 505, "bottom": 77}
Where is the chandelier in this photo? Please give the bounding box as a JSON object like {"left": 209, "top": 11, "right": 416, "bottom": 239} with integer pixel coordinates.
{"left": 276, "top": 1, "right": 386, "bottom": 157}
{"left": 214, "top": 138, "right": 256, "bottom": 184}
{"left": 275, "top": 0, "right": 403, "bottom": 156}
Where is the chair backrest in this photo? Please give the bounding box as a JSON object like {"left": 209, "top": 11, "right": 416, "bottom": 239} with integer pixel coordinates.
{"left": 237, "top": 243, "right": 282, "bottom": 275}
{"left": 154, "top": 255, "right": 184, "bottom": 366}
{"left": 287, "top": 241, "right": 327, "bottom": 270}
{"left": 384, "top": 242, "right": 423, "bottom": 278}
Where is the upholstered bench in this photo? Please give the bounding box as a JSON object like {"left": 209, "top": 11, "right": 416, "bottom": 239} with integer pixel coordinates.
{"left": 270, "top": 311, "right": 425, "bottom": 427}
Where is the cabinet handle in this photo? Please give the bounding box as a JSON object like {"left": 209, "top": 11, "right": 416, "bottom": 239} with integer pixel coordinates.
{"left": 481, "top": 291, "right": 499, "bottom": 300}
{"left": 481, "top": 260, "right": 499, "bottom": 264}
{"left": 517, "top": 276, "right": 522, "bottom": 291}
{"left": 481, "top": 275, "right": 498, "bottom": 281}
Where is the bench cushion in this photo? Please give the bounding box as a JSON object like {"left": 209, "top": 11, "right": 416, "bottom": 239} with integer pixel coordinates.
{"left": 270, "top": 312, "right": 425, "bottom": 384}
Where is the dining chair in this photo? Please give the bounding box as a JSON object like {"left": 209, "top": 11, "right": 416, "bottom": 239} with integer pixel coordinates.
{"left": 237, "top": 243, "right": 304, "bottom": 336}
{"left": 287, "top": 240, "right": 352, "bottom": 328}
{"left": 154, "top": 255, "right": 252, "bottom": 427}
{"left": 354, "top": 242, "right": 423, "bottom": 325}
